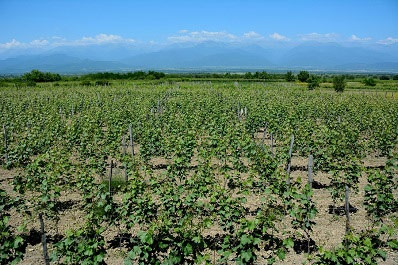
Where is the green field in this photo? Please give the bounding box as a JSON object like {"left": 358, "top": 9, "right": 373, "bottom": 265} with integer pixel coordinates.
{"left": 1, "top": 80, "right": 397, "bottom": 264}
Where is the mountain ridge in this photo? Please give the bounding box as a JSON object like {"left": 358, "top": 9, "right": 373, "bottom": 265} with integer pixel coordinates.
{"left": 1, "top": 41, "right": 397, "bottom": 74}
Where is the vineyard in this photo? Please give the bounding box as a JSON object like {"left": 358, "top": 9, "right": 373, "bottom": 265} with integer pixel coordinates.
{"left": 1, "top": 80, "right": 397, "bottom": 265}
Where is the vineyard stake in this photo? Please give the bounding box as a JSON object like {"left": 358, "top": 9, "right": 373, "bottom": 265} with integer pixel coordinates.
{"left": 308, "top": 154, "right": 313, "bottom": 188}
{"left": 270, "top": 132, "right": 274, "bottom": 156}
{"left": 262, "top": 122, "right": 268, "bottom": 144}
{"left": 109, "top": 160, "right": 113, "bottom": 195}
{"left": 3, "top": 124, "right": 8, "bottom": 164}
{"left": 39, "top": 213, "right": 50, "bottom": 265}
{"left": 122, "top": 135, "right": 126, "bottom": 155}
{"left": 157, "top": 100, "right": 161, "bottom": 114}
{"left": 129, "top": 124, "right": 134, "bottom": 158}
{"left": 286, "top": 134, "right": 295, "bottom": 185}
{"left": 124, "top": 164, "right": 128, "bottom": 182}
{"left": 122, "top": 135, "right": 128, "bottom": 182}
{"left": 345, "top": 185, "right": 350, "bottom": 235}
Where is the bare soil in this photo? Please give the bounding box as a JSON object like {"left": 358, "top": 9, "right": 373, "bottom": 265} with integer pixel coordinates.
{"left": 1, "top": 152, "right": 397, "bottom": 265}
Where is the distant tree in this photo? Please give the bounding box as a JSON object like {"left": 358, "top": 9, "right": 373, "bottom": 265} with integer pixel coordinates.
{"left": 80, "top": 80, "right": 92, "bottom": 86}
{"left": 379, "top": 75, "right": 390, "bottom": 80}
{"left": 307, "top": 75, "right": 321, "bottom": 90}
{"left": 363, "top": 77, "right": 376, "bottom": 87}
{"left": 332, "top": 75, "right": 346, "bottom": 92}
{"left": 260, "top": 71, "right": 270, "bottom": 80}
{"left": 95, "top": 80, "right": 110, "bottom": 86}
{"left": 393, "top": 75, "right": 398, "bottom": 80}
{"left": 244, "top": 72, "right": 253, "bottom": 79}
{"left": 297, "top": 71, "right": 310, "bottom": 82}
{"left": 22, "top": 69, "right": 61, "bottom": 82}
{"left": 285, "top": 71, "right": 295, "bottom": 82}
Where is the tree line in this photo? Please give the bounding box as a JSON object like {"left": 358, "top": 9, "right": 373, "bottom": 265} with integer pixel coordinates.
{"left": 1, "top": 69, "right": 397, "bottom": 93}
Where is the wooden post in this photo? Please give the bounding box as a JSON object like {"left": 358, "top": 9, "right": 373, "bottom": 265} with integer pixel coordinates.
{"left": 39, "top": 213, "right": 50, "bottom": 265}
{"left": 129, "top": 124, "right": 134, "bottom": 158}
{"left": 122, "top": 135, "right": 126, "bottom": 155}
{"left": 3, "top": 124, "right": 8, "bottom": 164}
{"left": 286, "top": 134, "right": 295, "bottom": 185}
{"left": 109, "top": 160, "right": 113, "bottom": 195}
{"left": 124, "top": 163, "right": 128, "bottom": 182}
{"left": 157, "top": 100, "right": 161, "bottom": 114}
{"left": 345, "top": 185, "right": 350, "bottom": 234}
{"left": 123, "top": 133, "right": 128, "bottom": 182}
{"left": 262, "top": 122, "right": 268, "bottom": 143}
{"left": 308, "top": 155, "right": 313, "bottom": 188}
{"left": 27, "top": 122, "right": 31, "bottom": 136}
{"left": 270, "top": 132, "right": 274, "bottom": 156}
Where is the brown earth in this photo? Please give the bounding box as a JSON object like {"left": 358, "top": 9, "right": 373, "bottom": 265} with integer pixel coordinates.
{"left": 1, "top": 152, "right": 397, "bottom": 265}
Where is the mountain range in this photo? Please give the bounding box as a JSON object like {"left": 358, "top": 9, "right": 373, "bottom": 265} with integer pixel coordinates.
{"left": 1, "top": 41, "right": 398, "bottom": 74}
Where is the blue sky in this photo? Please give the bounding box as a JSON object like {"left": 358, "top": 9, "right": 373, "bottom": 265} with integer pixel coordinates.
{"left": 1, "top": 0, "right": 397, "bottom": 50}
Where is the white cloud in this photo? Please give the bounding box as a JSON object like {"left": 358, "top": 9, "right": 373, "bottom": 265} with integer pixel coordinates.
{"left": 168, "top": 30, "right": 238, "bottom": 42}
{"left": 77, "top": 34, "right": 135, "bottom": 45}
{"left": 269, "top": 32, "right": 290, "bottom": 41}
{"left": 0, "top": 39, "right": 24, "bottom": 49}
{"left": 377, "top": 37, "right": 398, "bottom": 45}
{"left": 243, "top": 31, "right": 265, "bottom": 40}
{"left": 350, "top": 35, "right": 371, "bottom": 41}
{"left": 30, "top": 39, "right": 50, "bottom": 46}
{"left": 169, "top": 30, "right": 268, "bottom": 43}
{"left": 0, "top": 34, "right": 136, "bottom": 50}
{"left": 299, "top": 32, "right": 338, "bottom": 42}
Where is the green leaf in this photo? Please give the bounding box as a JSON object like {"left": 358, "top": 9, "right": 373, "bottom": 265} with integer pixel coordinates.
{"left": 240, "top": 251, "right": 252, "bottom": 262}
{"left": 283, "top": 238, "right": 294, "bottom": 249}
{"left": 240, "top": 234, "right": 252, "bottom": 245}
{"left": 183, "top": 243, "right": 193, "bottom": 256}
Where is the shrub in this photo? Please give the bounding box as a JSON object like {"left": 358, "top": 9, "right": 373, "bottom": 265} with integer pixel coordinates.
{"left": 332, "top": 75, "right": 346, "bottom": 92}
{"left": 80, "top": 80, "right": 92, "bottom": 86}
{"left": 363, "top": 78, "right": 376, "bottom": 87}
{"left": 95, "top": 80, "right": 110, "bottom": 86}
{"left": 297, "top": 71, "right": 310, "bottom": 82}
{"left": 22, "top": 69, "right": 61, "bottom": 82}
{"left": 286, "top": 71, "right": 295, "bottom": 82}
{"left": 307, "top": 75, "right": 321, "bottom": 90}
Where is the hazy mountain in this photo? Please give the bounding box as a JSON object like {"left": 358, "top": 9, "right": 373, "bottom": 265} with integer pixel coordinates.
{"left": 46, "top": 44, "right": 149, "bottom": 61}
{"left": 278, "top": 42, "right": 398, "bottom": 71}
{"left": 0, "top": 54, "right": 128, "bottom": 74}
{"left": 123, "top": 42, "right": 273, "bottom": 68}
{"left": 1, "top": 41, "right": 397, "bottom": 74}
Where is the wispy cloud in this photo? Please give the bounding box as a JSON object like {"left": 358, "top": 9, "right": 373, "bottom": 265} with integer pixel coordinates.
{"left": 0, "top": 39, "right": 24, "bottom": 49}
{"left": 299, "top": 32, "right": 338, "bottom": 42}
{"left": 269, "top": 32, "right": 290, "bottom": 41}
{"left": 243, "top": 31, "right": 265, "bottom": 40}
{"left": 169, "top": 30, "right": 268, "bottom": 43}
{"left": 1, "top": 32, "right": 397, "bottom": 51}
{"left": 30, "top": 39, "right": 50, "bottom": 46}
{"left": 377, "top": 37, "right": 398, "bottom": 45}
{"left": 168, "top": 30, "right": 238, "bottom": 43}
{"left": 350, "top": 35, "right": 371, "bottom": 42}
{"left": 77, "top": 34, "right": 135, "bottom": 45}
{"left": 0, "top": 34, "right": 136, "bottom": 50}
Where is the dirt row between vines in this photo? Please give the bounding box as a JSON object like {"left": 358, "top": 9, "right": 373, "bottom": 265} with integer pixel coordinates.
{"left": 1, "top": 153, "right": 397, "bottom": 264}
